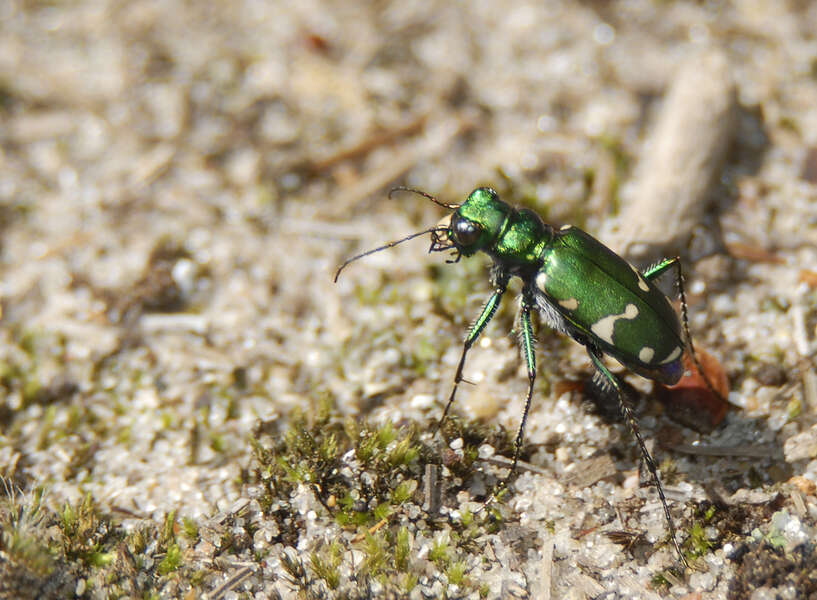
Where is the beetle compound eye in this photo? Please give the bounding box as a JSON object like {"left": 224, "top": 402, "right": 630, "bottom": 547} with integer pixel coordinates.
{"left": 452, "top": 216, "right": 481, "bottom": 246}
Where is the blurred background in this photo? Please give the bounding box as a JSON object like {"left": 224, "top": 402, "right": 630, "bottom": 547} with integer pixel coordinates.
{"left": 2, "top": 1, "right": 817, "bottom": 597}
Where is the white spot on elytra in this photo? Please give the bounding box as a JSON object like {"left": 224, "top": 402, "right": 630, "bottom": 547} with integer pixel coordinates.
{"left": 590, "top": 303, "right": 639, "bottom": 345}
{"left": 630, "top": 263, "right": 650, "bottom": 292}
{"left": 558, "top": 297, "right": 578, "bottom": 310}
{"left": 560, "top": 224, "right": 573, "bottom": 230}
{"left": 638, "top": 346, "right": 655, "bottom": 363}
{"left": 660, "top": 346, "right": 682, "bottom": 364}
{"left": 535, "top": 271, "right": 548, "bottom": 293}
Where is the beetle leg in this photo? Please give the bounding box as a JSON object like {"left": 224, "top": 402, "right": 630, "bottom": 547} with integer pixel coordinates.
{"left": 643, "top": 258, "right": 693, "bottom": 358}
{"left": 511, "top": 292, "right": 537, "bottom": 472}
{"left": 641, "top": 256, "right": 678, "bottom": 281}
{"left": 643, "top": 257, "right": 725, "bottom": 403}
{"left": 438, "top": 273, "right": 509, "bottom": 428}
{"left": 586, "top": 346, "right": 688, "bottom": 568}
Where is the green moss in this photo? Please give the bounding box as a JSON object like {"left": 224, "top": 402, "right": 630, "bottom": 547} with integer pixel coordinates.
{"left": 209, "top": 432, "right": 226, "bottom": 453}
{"left": 387, "top": 436, "right": 420, "bottom": 467}
{"left": 429, "top": 534, "right": 450, "bottom": 568}
{"left": 86, "top": 549, "right": 115, "bottom": 567}
{"left": 18, "top": 328, "right": 40, "bottom": 357}
{"left": 786, "top": 397, "right": 801, "bottom": 420}
{"left": 157, "top": 542, "right": 182, "bottom": 575}
{"left": 130, "top": 527, "right": 148, "bottom": 555}
{"left": 21, "top": 375, "right": 43, "bottom": 406}
{"left": 249, "top": 398, "right": 515, "bottom": 597}
{"left": 182, "top": 517, "right": 199, "bottom": 540}
{"left": 437, "top": 416, "right": 515, "bottom": 478}
{"left": 372, "top": 420, "right": 397, "bottom": 451}
{"left": 447, "top": 560, "right": 467, "bottom": 586}
{"left": 651, "top": 571, "right": 670, "bottom": 589}
{"left": 0, "top": 359, "right": 21, "bottom": 387}
{"left": 36, "top": 404, "right": 57, "bottom": 450}
{"left": 58, "top": 493, "right": 116, "bottom": 570}
{"left": 0, "top": 483, "right": 54, "bottom": 576}
{"left": 116, "top": 425, "right": 132, "bottom": 445}
{"left": 684, "top": 522, "right": 713, "bottom": 560}
{"left": 281, "top": 549, "right": 309, "bottom": 587}
{"left": 160, "top": 411, "right": 175, "bottom": 430}
{"left": 659, "top": 457, "right": 679, "bottom": 486}
{"left": 0, "top": 487, "right": 197, "bottom": 597}
{"left": 362, "top": 531, "right": 388, "bottom": 576}
{"left": 401, "top": 573, "right": 419, "bottom": 594}
{"left": 161, "top": 510, "right": 177, "bottom": 545}
{"left": 189, "top": 569, "right": 207, "bottom": 587}
{"left": 391, "top": 479, "right": 417, "bottom": 505}
{"left": 310, "top": 540, "right": 343, "bottom": 589}
{"left": 394, "top": 526, "right": 410, "bottom": 571}
{"left": 372, "top": 501, "right": 391, "bottom": 522}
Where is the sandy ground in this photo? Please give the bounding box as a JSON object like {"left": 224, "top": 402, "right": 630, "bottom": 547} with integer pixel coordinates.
{"left": 2, "top": 1, "right": 817, "bottom": 598}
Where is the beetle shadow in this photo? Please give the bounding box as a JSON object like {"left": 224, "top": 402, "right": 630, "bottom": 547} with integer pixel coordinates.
{"left": 579, "top": 374, "right": 791, "bottom": 500}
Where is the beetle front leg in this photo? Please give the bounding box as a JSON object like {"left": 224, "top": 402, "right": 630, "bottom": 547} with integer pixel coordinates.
{"left": 586, "top": 346, "right": 688, "bottom": 567}
{"left": 439, "top": 274, "right": 508, "bottom": 426}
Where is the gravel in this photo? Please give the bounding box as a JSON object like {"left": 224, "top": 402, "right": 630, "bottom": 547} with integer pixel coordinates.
{"left": 2, "top": 1, "right": 817, "bottom": 598}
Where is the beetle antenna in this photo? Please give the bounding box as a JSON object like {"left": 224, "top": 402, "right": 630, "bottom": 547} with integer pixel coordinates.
{"left": 389, "top": 186, "right": 460, "bottom": 210}
{"left": 334, "top": 226, "right": 447, "bottom": 282}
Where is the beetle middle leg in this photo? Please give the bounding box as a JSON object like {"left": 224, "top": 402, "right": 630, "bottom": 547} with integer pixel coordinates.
{"left": 510, "top": 291, "right": 537, "bottom": 472}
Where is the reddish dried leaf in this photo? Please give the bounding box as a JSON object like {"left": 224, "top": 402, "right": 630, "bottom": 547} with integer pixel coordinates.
{"left": 726, "top": 242, "right": 784, "bottom": 264}
{"left": 656, "top": 347, "right": 729, "bottom": 433}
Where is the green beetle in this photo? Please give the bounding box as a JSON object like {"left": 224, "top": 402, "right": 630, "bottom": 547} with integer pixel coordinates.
{"left": 336, "top": 186, "right": 714, "bottom": 565}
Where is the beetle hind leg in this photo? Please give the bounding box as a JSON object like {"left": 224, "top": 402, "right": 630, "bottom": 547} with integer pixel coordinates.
{"left": 643, "top": 257, "right": 725, "bottom": 403}
{"left": 586, "top": 346, "right": 688, "bottom": 567}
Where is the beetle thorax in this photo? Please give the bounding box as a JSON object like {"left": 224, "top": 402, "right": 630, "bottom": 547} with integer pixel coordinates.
{"left": 490, "top": 208, "right": 551, "bottom": 271}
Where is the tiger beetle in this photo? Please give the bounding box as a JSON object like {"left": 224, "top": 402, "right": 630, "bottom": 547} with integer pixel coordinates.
{"left": 335, "top": 186, "right": 719, "bottom": 566}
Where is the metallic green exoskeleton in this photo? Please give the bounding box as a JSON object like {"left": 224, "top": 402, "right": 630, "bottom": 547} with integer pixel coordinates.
{"left": 335, "top": 186, "right": 712, "bottom": 566}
